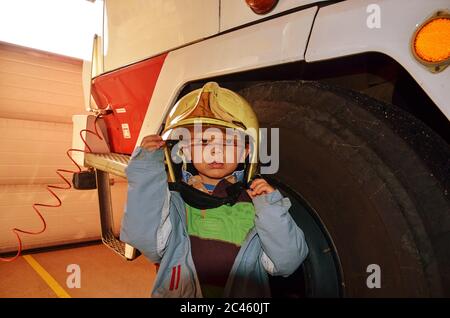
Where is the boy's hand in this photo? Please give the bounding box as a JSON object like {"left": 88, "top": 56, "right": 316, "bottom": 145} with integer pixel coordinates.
{"left": 140, "top": 135, "right": 165, "bottom": 151}
{"left": 247, "top": 178, "right": 275, "bottom": 198}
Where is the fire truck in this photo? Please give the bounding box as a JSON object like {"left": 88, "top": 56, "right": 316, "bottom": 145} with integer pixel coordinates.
{"left": 72, "top": 0, "right": 450, "bottom": 297}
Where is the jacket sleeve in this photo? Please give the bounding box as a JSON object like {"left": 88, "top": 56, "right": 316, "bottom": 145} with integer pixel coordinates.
{"left": 253, "top": 189, "right": 309, "bottom": 277}
{"left": 120, "top": 147, "right": 172, "bottom": 263}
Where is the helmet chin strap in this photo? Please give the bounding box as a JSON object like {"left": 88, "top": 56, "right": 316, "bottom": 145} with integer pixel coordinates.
{"left": 166, "top": 139, "right": 257, "bottom": 208}
{"left": 182, "top": 166, "right": 245, "bottom": 192}
{"left": 169, "top": 155, "right": 248, "bottom": 208}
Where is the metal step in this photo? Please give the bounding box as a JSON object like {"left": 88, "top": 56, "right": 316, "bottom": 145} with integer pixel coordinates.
{"left": 102, "top": 230, "right": 126, "bottom": 256}
{"left": 85, "top": 152, "right": 130, "bottom": 178}
{"left": 93, "top": 160, "right": 139, "bottom": 261}
{"left": 102, "top": 231, "right": 139, "bottom": 260}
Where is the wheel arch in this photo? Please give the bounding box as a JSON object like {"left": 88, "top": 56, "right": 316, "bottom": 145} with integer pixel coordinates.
{"left": 175, "top": 52, "right": 450, "bottom": 144}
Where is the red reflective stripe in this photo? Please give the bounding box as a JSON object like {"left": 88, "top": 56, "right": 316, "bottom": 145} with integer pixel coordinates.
{"left": 175, "top": 265, "right": 181, "bottom": 290}
{"left": 169, "top": 266, "right": 176, "bottom": 290}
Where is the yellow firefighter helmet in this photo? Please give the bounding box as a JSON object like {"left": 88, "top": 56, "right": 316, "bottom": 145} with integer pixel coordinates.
{"left": 162, "top": 82, "right": 259, "bottom": 184}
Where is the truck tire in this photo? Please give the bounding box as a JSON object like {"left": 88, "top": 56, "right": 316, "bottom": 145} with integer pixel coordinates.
{"left": 238, "top": 81, "right": 450, "bottom": 297}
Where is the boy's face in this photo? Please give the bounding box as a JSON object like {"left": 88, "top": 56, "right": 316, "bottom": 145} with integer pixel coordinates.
{"left": 181, "top": 126, "right": 249, "bottom": 181}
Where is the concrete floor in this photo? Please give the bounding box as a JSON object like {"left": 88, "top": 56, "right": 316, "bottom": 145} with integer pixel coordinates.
{"left": 0, "top": 244, "right": 157, "bottom": 298}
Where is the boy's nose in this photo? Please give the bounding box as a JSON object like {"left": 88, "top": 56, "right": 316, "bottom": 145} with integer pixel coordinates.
{"left": 212, "top": 147, "right": 220, "bottom": 154}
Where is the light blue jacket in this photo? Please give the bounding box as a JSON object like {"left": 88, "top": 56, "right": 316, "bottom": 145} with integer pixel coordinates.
{"left": 120, "top": 146, "right": 309, "bottom": 298}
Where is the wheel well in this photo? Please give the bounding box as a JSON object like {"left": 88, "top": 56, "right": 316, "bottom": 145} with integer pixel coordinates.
{"left": 179, "top": 52, "right": 450, "bottom": 144}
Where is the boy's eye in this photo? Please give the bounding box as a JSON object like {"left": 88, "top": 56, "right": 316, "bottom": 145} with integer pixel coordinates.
{"left": 191, "top": 139, "right": 210, "bottom": 146}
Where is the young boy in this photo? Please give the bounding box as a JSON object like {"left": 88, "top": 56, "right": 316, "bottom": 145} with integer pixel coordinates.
{"left": 120, "top": 82, "right": 308, "bottom": 298}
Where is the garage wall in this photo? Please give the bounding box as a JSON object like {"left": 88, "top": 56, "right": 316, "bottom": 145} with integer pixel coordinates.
{"left": 0, "top": 42, "right": 127, "bottom": 253}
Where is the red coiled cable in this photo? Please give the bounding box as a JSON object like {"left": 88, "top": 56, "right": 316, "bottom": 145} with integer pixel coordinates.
{"left": 0, "top": 115, "right": 104, "bottom": 262}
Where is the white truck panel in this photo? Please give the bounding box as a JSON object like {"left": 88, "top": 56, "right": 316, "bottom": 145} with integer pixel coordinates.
{"left": 103, "top": 0, "right": 219, "bottom": 72}
{"left": 220, "top": 0, "right": 327, "bottom": 31}
{"left": 136, "top": 7, "right": 318, "bottom": 148}
{"left": 306, "top": 0, "right": 450, "bottom": 120}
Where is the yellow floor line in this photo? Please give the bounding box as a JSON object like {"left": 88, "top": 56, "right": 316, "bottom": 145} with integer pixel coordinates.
{"left": 23, "top": 255, "right": 71, "bottom": 298}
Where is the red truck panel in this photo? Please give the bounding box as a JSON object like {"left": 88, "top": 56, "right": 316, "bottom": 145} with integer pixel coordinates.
{"left": 91, "top": 53, "right": 167, "bottom": 154}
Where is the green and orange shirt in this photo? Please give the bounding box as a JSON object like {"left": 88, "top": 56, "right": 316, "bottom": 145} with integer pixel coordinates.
{"left": 185, "top": 178, "right": 255, "bottom": 297}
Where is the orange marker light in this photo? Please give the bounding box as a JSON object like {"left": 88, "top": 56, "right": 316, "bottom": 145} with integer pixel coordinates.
{"left": 413, "top": 16, "right": 450, "bottom": 65}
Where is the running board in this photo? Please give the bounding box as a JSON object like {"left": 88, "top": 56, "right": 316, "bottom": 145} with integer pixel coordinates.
{"left": 84, "top": 152, "right": 130, "bottom": 178}
{"left": 88, "top": 155, "right": 139, "bottom": 261}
